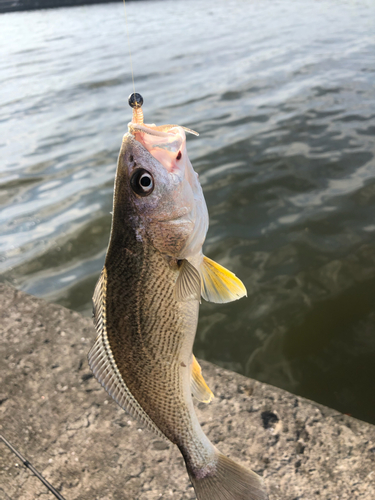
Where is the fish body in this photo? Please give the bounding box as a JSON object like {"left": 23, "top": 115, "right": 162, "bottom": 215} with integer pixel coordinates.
{"left": 89, "top": 114, "right": 268, "bottom": 500}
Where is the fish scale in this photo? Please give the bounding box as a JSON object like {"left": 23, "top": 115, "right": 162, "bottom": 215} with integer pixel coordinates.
{"left": 105, "top": 242, "right": 201, "bottom": 446}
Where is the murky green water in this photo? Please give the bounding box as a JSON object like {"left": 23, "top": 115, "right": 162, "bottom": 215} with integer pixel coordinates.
{"left": 1, "top": 0, "right": 375, "bottom": 424}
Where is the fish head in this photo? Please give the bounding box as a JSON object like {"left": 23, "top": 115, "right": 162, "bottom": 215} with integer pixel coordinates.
{"left": 114, "top": 127, "right": 208, "bottom": 259}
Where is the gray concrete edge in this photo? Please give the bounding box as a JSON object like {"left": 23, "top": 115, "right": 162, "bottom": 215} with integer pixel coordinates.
{"left": 0, "top": 283, "right": 374, "bottom": 500}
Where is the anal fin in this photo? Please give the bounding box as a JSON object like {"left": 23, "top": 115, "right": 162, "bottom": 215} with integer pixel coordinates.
{"left": 191, "top": 355, "right": 214, "bottom": 403}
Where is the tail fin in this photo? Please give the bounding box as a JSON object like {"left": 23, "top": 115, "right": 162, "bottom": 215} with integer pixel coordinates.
{"left": 188, "top": 452, "right": 268, "bottom": 500}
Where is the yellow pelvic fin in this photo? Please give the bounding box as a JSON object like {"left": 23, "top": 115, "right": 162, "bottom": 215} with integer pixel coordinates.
{"left": 200, "top": 256, "right": 247, "bottom": 304}
{"left": 191, "top": 355, "right": 214, "bottom": 403}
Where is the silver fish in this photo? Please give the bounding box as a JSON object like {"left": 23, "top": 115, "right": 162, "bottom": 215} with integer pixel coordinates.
{"left": 88, "top": 97, "right": 268, "bottom": 500}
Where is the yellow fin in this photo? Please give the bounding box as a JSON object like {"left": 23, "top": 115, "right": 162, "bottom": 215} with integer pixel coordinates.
{"left": 191, "top": 355, "right": 214, "bottom": 403}
{"left": 200, "top": 256, "right": 247, "bottom": 303}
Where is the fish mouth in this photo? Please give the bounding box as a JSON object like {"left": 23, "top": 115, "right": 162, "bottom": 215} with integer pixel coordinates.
{"left": 123, "top": 131, "right": 180, "bottom": 175}
{"left": 133, "top": 127, "right": 184, "bottom": 174}
{"left": 128, "top": 122, "right": 198, "bottom": 138}
{"left": 128, "top": 123, "right": 196, "bottom": 176}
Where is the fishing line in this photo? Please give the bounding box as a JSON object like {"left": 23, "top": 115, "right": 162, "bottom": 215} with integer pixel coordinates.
{"left": 122, "top": 0, "right": 136, "bottom": 99}
{"left": 0, "top": 434, "right": 67, "bottom": 500}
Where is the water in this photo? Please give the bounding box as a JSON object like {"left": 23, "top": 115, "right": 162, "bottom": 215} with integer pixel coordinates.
{"left": 1, "top": 0, "right": 375, "bottom": 424}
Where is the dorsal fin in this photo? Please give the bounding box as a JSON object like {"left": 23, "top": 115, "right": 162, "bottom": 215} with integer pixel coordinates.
{"left": 191, "top": 355, "right": 214, "bottom": 403}
{"left": 88, "top": 267, "right": 165, "bottom": 438}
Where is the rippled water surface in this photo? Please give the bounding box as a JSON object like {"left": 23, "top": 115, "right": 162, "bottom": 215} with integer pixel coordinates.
{"left": 1, "top": 0, "right": 375, "bottom": 423}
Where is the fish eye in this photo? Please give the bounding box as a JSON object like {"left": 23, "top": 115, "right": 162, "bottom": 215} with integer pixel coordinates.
{"left": 130, "top": 169, "right": 154, "bottom": 196}
{"left": 176, "top": 151, "right": 182, "bottom": 160}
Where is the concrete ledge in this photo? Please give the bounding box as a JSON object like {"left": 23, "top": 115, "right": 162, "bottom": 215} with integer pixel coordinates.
{"left": 0, "top": 283, "right": 374, "bottom": 499}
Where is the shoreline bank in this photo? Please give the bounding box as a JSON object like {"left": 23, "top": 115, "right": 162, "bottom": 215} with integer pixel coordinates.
{"left": 0, "top": 283, "right": 374, "bottom": 499}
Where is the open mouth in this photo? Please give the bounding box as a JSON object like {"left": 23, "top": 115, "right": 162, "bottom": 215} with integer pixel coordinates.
{"left": 131, "top": 126, "right": 184, "bottom": 175}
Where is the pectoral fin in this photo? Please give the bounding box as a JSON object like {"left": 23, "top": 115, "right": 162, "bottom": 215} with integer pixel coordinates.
{"left": 191, "top": 355, "right": 214, "bottom": 403}
{"left": 174, "top": 259, "right": 201, "bottom": 302}
{"left": 200, "top": 256, "right": 247, "bottom": 303}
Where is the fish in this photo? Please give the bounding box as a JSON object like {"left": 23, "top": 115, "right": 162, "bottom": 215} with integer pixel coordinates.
{"left": 88, "top": 95, "right": 268, "bottom": 500}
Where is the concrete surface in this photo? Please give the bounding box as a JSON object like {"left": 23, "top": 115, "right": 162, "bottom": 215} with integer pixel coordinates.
{"left": 0, "top": 283, "right": 374, "bottom": 500}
